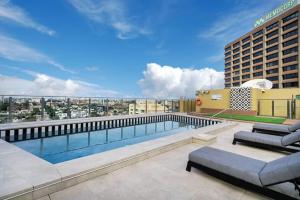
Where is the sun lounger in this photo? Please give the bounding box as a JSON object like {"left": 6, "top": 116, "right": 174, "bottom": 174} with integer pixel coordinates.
{"left": 186, "top": 146, "right": 300, "bottom": 200}
{"left": 252, "top": 122, "right": 300, "bottom": 136}
{"left": 232, "top": 131, "right": 300, "bottom": 153}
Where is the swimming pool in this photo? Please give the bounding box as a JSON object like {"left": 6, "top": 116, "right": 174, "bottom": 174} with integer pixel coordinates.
{"left": 13, "top": 120, "right": 199, "bottom": 163}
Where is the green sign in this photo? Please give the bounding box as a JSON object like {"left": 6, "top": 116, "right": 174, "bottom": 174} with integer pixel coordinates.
{"left": 254, "top": 0, "right": 298, "bottom": 28}
{"left": 296, "top": 95, "right": 300, "bottom": 100}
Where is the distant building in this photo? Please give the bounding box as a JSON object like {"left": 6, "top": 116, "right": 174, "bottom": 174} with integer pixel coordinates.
{"left": 225, "top": 0, "right": 300, "bottom": 88}
{"left": 128, "top": 100, "right": 166, "bottom": 115}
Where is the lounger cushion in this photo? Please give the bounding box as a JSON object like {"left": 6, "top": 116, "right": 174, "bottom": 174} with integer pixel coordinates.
{"left": 253, "top": 123, "right": 290, "bottom": 133}
{"left": 268, "top": 182, "right": 300, "bottom": 199}
{"left": 281, "top": 131, "right": 300, "bottom": 146}
{"left": 260, "top": 151, "right": 300, "bottom": 186}
{"left": 188, "top": 147, "right": 266, "bottom": 186}
{"left": 288, "top": 121, "right": 300, "bottom": 132}
{"left": 234, "top": 131, "right": 283, "bottom": 146}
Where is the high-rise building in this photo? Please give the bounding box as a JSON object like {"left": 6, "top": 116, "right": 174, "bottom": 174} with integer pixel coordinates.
{"left": 224, "top": 0, "right": 300, "bottom": 88}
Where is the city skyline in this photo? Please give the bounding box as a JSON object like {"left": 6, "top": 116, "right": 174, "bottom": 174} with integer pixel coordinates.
{"left": 0, "top": 0, "right": 284, "bottom": 97}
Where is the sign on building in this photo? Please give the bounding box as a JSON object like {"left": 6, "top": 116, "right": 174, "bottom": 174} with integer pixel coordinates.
{"left": 254, "top": 0, "right": 298, "bottom": 28}
{"left": 211, "top": 94, "right": 222, "bottom": 100}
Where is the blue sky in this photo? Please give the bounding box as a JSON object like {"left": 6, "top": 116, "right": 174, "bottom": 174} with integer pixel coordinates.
{"left": 0, "top": 0, "right": 284, "bottom": 97}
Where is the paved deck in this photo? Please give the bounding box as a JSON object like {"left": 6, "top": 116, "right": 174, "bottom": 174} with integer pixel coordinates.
{"left": 38, "top": 122, "right": 284, "bottom": 200}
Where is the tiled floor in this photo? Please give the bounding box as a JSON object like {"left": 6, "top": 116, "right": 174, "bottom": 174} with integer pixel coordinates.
{"left": 39, "top": 122, "right": 283, "bottom": 200}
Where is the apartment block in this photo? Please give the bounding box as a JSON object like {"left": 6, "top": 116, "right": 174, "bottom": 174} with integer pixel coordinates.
{"left": 224, "top": 0, "right": 300, "bottom": 88}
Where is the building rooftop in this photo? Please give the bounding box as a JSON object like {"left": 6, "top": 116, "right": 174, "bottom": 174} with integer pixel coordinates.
{"left": 36, "top": 122, "right": 283, "bottom": 200}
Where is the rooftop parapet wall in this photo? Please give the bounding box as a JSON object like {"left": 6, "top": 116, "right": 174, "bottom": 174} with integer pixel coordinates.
{"left": 196, "top": 88, "right": 300, "bottom": 118}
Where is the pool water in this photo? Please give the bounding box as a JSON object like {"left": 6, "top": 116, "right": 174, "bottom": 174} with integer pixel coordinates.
{"left": 13, "top": 121, "right": 199, "bottom": 163}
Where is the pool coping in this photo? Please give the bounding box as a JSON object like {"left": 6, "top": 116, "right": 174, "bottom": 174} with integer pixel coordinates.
{"left": 0, "top": 115, "right": 237, "bottom": 200}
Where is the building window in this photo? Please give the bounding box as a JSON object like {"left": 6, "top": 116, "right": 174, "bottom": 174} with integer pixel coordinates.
{"left": 253, "top": 37, "right": 263, "bottom": 44}
{"left": 283, "top": 82, "right": 298, "bottom": 87}
{"left": 225, "top": 68, "right": 231, "bottom": 72}
{"left": 253, "top": 44, "right": 263, "bottom": 51}
{"left": 266, "top": 37, "right": 278, "bottom": 46}
{"left": 283, "top": 73, "right": 298, "bottom": 79}
{"left": 253, "top": 65, "right": 262, "bottom": 70}
{"left": 282, "top": 11, "right": 299, "bottom": 23}
{"left": 233, "top": 53, "right": 240, "bottom": 59}
{"left": 282, "top": 55, "right": 298, "bottom": 63}
{"left": 233, "top": 71, "right": 240, "bottom": 75}
{"left": 272, "top": 84, "right": 279, "bottom": 88}
{"left": 242, "top": 55, "right": 250, "bottom": 61}
{"left": 266, "top": 30, "right": 278, "bottom": 38}
{"left": 282, "top": 46, "right": 298, "bottom": 55}
{"left": 233, "top": 65, "right": 240, "bottom": 70}
{"left": 253, "top": 30, "right": 263, "bottom": 37}
{"left": 266, "top": 60, "right": 279, "bottom": 67}
{"left": 242, "top": 42, "right": 250, "bottom": 49}
{"left": 225, "top": 57, "right": 231, "bottom": 62}
{"left": 242, "top": 49, "right": 250, "bottom": 55}
{"left": 253, "top": 58, "right": 263, "bottom": 64}
{"left": 242, "top": 74, "right": 250, "bottom": 79}
{"left": 242, "top": 68, "right": 250, "bottom": 73}
{"left": 253, "top": 72, "right": 263, "bottom": 77}
{"left": 225, "top": 78, "right": 231, "bottom": 82}
{"left": 242, "top": 62, "right": 250, "bottom": 67}
{"left": 266, "top": 45, "right": 278, "bottom": 53}
{"left": 266, "top": 68, "right": 278, "bottom": 74}
{"left": 233, "top": 48, "right": 240, "bottom": 53}
{"left": 225, "top": 46, "right": 231, "bottom": 51}
{"left": 233, "top": 42, "right": 240, "bottom": 48}
{"left": 283, "top": 38, "right": 298, "bottom": 47}
{"left": 225, "top": 52, "right": 231, "bottom": 57}
{"left": 225, "top": 73, "right": 231, "bottom": 77}
{"left": 267, "top": 76, "right": 279, "bottom": 81}
{"left": 266, "top": 53, "right": 278, "bottom": 60}
{"left": 233, "top": 76, "right": 240, "bottom": 81}
{"left": 282, "top": 29, "right": 298, "bottom": 39}
{"left": 282, "top": 20, "right": 298, "bottom": 31}
{"left": 233, "top": 59, "right": 240, "bottom": 64}
{"left": 253, "top": 50, "right": 263, "bottom": 57}
{"left": 225, "top": 62, "right": 231, "bottom": 67}
{"left": 242, "top": 36, "right": 250, "bottom": 43}
{"left": 266, "top": 22, "right": 279, "bottom": 31}
{"left": 283, "top": 64, "right": 298, "bottom": 71}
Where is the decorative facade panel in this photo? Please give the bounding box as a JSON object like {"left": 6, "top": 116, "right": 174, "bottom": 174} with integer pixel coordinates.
{"left": 230, "top": 87, "right": 251, "bottom": 111}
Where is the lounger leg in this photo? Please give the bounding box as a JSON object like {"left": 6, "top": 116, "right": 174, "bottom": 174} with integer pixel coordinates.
{"left": 232, "top": 139, "right": 237, "bottom": 145}
{"left": 186, "top": 161, "right": 192, "bottom": 172}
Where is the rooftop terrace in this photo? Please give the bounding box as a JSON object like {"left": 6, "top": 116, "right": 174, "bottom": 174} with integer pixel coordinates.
{"left": 34, "top": 121, "right": 283, "bottom": 200}
{"left": 1, "top": 110, "right": 299, "bottom": 200}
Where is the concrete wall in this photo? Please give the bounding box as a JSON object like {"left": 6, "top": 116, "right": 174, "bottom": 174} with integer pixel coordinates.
{"left": 196, "top": 89, "right": 230, "bottom": 112}
{"left": 196, "top": 88, "right": 300, "bottom": 118}
{"left": 254, "top": 88, "right": 300, "bottom": 118}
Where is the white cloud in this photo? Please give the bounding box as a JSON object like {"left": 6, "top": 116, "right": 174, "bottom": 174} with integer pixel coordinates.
{"left": 0, "top": 72, "right": 118, "bottom": 97}
{"left": 0, "top": 0, "right": 55, "bottom": 36}
{"left": 69, "top": 0, "right": 149, "bottom": 39}
{"left": 139, "top": 63, "right": 224, "bottom": 98}
{"left": 85, "top": 66, "right": 98, "bottom": 72}
{"left": 0, "top": 34, "right": 74, "bottom": 73}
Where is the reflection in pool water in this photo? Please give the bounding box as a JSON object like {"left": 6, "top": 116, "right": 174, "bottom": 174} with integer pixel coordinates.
{"left": 14, "top": 121, "right": 199, "bottom": 164}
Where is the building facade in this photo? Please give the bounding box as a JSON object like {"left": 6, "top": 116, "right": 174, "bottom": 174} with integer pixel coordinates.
{"left": 224, "top": 0, "right": 300, "bottom": 88}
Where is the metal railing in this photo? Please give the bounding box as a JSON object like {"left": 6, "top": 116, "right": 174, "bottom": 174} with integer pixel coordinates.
{"left": 0, "top": 95, "right": 180, "bottom": 124}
